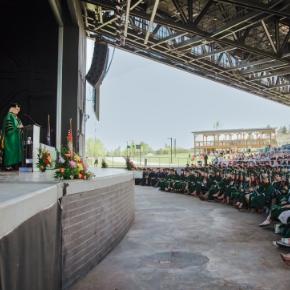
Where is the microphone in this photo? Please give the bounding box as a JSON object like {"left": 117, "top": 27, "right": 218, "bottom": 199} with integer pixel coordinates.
{"left": 23, "top": 113, "right": 41, "bottom": 127}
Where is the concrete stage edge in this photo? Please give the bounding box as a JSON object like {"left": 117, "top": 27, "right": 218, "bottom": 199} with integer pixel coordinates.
{"left": 0, "top": 169, "right": 135, "bottom": 290}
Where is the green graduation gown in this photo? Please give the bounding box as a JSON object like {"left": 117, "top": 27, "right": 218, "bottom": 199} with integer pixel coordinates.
{"left": 3, "top": 112, "right": 23, "bottom": 167}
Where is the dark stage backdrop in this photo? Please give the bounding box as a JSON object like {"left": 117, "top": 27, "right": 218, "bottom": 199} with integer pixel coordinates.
{"left": 0, "top": 0, "right": 58, "bottom": 146}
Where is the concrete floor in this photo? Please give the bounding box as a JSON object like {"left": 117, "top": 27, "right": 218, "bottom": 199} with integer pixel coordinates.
{"left": 71, "top": 186, "right": 290, "bottom": 290}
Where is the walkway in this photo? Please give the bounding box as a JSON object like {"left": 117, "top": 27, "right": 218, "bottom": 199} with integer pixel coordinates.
{"left": 71, "top": 186, "right": 290, "bottom": 290}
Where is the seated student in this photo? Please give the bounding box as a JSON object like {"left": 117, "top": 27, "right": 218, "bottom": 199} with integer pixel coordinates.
{"left": 159, "top": 168, "right": 170, "bottom": 191}
{"left": 134, "top": 169, "right": 144, "bottom": 185}
{"left": 258, "top": 174, "right": 287, "bottom": 225}
{"left": 172, "top": 169, "right": 185, "bottom": 193}
{"left": 190, "top": 171, "right": 203, "bottom": 196}
{"left": 141, "top": 168, "right": 149, "bottom": 186}
{"left": 187, "top": 170, "right": 197, "bottom": 195}
{"left": 273, "top": 210, "right": 290, "bottom": 263}
{"left": 249, "top": 175, "right": 274, "bottom": 213}
{"left": 193, "top": 171, "right": 208, "bottom": 197}
{"left": 168, "top": 169, "right": 180, "bottom": 192}
{"left": 200, "top": 171, "right": 221, "bottom": 201}
{"left": 154, "top": 168, "right": 163, "bottom": 187}
{"left": 148, "top": 168, "right": 158, "bottom": 187}
{"left": 162, "top": 169, "right": 176, "bottom": 192}
{"left": 213, "top": 173, "right": 231, "bottom": 202}
{"left": 260, "top": 200, "right": 290, "bottom": 227}
{"left": 234, "top": 175, "right": 251, "bottom": 209}
{"left": 182, "top": 170, "right": 192, "bottom": 194}
{"left": 224, "top": 174, "right": 240, "bottom": 205}
{"left": 259, "top": 184, "right": 290, "bottom": 226}
{"left": 229, "top": 173, "right": 243, "bottom": 206}
{"left": 173, "top": 169, "right": 189, "bottom": 194}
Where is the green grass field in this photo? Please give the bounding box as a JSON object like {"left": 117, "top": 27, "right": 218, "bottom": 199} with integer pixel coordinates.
{"left": 91, "top": 153, "right": 206, "bottom": 168}
{"left": 87, "top": 152, "right": 215, "bottom": 168}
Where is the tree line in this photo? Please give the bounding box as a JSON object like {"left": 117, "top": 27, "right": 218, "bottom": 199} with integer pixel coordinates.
{"left": 86, "top": 138, "right": 191, "bottom": 157}
{"left": 86, "top": 126, "right": 290, "bottom": 157}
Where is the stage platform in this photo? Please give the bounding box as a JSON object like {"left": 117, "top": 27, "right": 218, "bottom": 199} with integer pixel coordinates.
{"left": 0, "top": 168, "right": 129, "bottom": 184}
{"left": 0, "top": 168, "right": 135, "bottom": 290}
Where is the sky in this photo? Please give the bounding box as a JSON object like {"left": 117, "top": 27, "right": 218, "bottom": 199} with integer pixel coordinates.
{"left": 85, "top": 39, "right": 290, "bottom": 150}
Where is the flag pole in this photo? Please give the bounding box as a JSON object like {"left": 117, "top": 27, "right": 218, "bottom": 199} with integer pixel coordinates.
{"left": 70, "top": 118, "right": 73, "bottom": 154}
{"left": 47, "top": 114, "right": 51, "bottom": 146}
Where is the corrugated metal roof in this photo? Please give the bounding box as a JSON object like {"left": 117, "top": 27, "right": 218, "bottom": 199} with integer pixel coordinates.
{"left": 192, "top": 128, "right": 276, "bottom": 135}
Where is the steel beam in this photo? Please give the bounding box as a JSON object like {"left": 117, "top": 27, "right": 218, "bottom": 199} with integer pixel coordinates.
{"left": 92, "top": 0, "right": 143, "bottom": 31}
{"left": 261, "top": 20, "right": 277, "bottom": 54}
{"left": 226, "top": 58, "right": 276, "bottom": 71}
{"left": 240, "top": 62, "right": 288, "bottom": 75}
{"left": 214, "top": 0, "right": 290, "bottom": 18}
{"left": 248, "top": 70, "right": 290, "bottom": 81}
{"left": 124, "top": 0, "right": 131, "bottom": 37}
{"left": 265, "top": 83, "right": 290, "bottom": 91}
{"left": 150, "top": 32, "right": 187, "bottom": 48}
{"left": 279, "top": 28, "right": 290, "bottom": 56}
{"left": 188, "top": 0, "right": 193, "bottom": 23}
{"left": 168, "top": 0, "right": 286, "bottom": 52}
{"left": 83, "top": 0, "right": 290, "bottom": 63}
{"left": 190, "top": 47, "right": 236, "bottom": 61}
{"left": 152, "top": 24, "right": 161, "bottom": 34}
{"left": 193, "top": 0, "right": 213, "bottom": 26}
{"left": 171, "top": 0, "right": 188, "bottom": 23}
{"left": 91, "top": 26, "right": 290, "bottom": 104}
{"left": 144, "top": 0, "right": 160, "bottom": 45}
{"left": 82, "top": 0, "right": 290, "bottom": 106}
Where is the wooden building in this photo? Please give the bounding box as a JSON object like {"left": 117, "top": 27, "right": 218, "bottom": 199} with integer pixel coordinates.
{"left": 192, "top": 128, "right": 277, "bottom": 154}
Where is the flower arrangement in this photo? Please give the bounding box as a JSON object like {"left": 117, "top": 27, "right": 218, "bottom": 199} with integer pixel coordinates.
{"left": 55, "top": 147, "right": 93, "bottom": 180}
{"left": 37, "top": 147, "right": 52, "bottom": 172}
{"left": 126, "top": 157, "right": 136, "bottom": 171}
{"left": 54, "top": 119, "right": 93, "bottom": 180}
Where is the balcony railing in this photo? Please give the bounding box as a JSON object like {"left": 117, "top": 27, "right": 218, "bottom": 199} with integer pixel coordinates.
{"left": 194, "top": 139, "right": 277, "bottom": 148}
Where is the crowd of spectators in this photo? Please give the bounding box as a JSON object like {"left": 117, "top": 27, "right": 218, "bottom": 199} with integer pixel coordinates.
{"left": 135, "top": 154, "right": 290, "bottom": 265}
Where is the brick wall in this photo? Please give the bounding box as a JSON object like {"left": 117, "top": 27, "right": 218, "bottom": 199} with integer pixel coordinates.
{"left": 61, "top": 180, "right": 135, "bottom": 289}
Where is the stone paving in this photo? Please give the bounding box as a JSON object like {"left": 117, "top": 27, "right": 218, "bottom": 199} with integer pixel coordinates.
{"left": 71, "top": 186, "right": 290, "bottom": 290}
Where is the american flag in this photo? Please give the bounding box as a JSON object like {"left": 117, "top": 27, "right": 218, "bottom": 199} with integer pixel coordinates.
{"left": 67, "top": 121, "right": 73, "bottom": 154}
{"left": 67, "top": 129, "right": 73, "bottom": 142}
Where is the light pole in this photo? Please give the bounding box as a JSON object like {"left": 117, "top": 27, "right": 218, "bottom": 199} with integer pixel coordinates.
{"left": 168, "top": 137, "right": 173, "bottom": 164}
{"left": 174, "top": 138, "right": 176, "bottom": 157}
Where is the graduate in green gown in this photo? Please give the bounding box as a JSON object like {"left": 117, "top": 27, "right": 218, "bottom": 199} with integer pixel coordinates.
{"left": 2, "top": 103, "right": 23, "bottom": 170}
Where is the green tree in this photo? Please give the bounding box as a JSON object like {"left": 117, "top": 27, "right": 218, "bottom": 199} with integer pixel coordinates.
{"left": 213, "top": 121, "right": 221, "bottom": 129}
{"left": 130, "top": 141, "right": 136, "bottom": 156}
{"left": 278, "top": 126, "right": 288, "bottom": 134}
{"left": 175, "top": 147, "right": 191, "bottom": 154}
{"left": 140, "top": 142, "right": 153, "bottom": 154}
{"left": 86, "top": 138, "right": 106, "bottom": 157}
{"left": 112, "top": 146, "right": 121, "bottom": 156}
{"left": 155, "top": 145, "right": 170, "bottom": 155}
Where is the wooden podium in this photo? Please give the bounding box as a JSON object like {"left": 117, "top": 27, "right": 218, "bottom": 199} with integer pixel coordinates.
{"left": 21, "top": 125, "right": 40, "bottom": 172}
